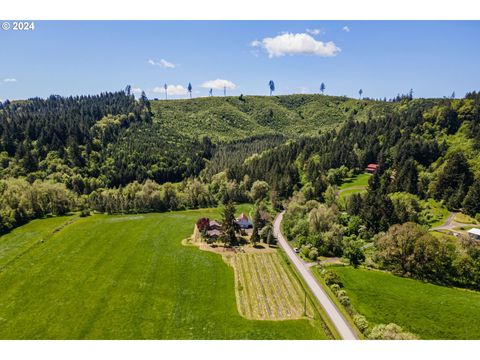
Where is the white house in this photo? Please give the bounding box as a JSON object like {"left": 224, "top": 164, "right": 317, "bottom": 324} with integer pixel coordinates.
{"left": 467, "top": 228, "right": 480, "bottom": 241}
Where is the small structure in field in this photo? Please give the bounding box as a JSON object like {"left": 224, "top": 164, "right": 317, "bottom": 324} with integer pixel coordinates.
{"left": 365, "top": 163, "right": 378, "bottom": 173}
{"left": 236, "top": 213, "right": 253, "bottom": 229}
{"left": 467, "top": 228, "right": 480, "bottom": 241}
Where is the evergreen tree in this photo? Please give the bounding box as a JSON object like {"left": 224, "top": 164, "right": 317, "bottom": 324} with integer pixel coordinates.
{"left": 434, "top": 152, "right": 473, "bottom": 209}
{"left": 463, "top": 178, "right": 480, "bottom": 217}
{"left": 320, "top": 83, "right": 326, "bottom": 94}
{"left": 188, "top": 83, "right": 193, "bottom": 99}
{"left": 395, "top": 159, "right": 418, "bottom": 194}
{"left": 269, "top": 80, "right": 275, "bottom": 96}
{"left": 251, "top": 207, "right": 262, "bottom": 247}
{"left": 221, "top": 201, "right": 238, "bottom": 246}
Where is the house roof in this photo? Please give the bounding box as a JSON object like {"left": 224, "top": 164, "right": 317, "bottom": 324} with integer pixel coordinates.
{"left": 366, "top": 163, "right": 378, "bottom": 169}
{"left": 209, "top": 220, "right": 221, "bottom": 227}
{"left": 468, "top": 228, "right": 480, "bottom": 236}
{"left": 237, "top": 213, "right": 249, "bottom": 221}
{"left": 206, "top": 229, "right": 222, "bottom": 237}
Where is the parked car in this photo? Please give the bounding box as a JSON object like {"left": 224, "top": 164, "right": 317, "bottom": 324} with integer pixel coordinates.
{"left": 293, "top": 247, "right": 299, "bottom": 253}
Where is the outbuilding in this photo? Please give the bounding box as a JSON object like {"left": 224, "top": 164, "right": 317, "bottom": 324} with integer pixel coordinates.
{"left": 365, "top": 163, "right": 378, "bottom": 173}
{"left": 467, "top": 228, "right": 480, "bottom": 241}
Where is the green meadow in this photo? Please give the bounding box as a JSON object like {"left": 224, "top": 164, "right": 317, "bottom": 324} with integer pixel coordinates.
{"left": 330, "top": 266, "right": 480, "bottom": 339}
{"left": 0, "top": 207, "right": 328, "bottom": 340}
{"left": 339, "top": 173, "right": 371, "bottom": 190}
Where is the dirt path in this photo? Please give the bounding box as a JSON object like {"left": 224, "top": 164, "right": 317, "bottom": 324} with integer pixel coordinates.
{"left": 431, "top": 212, "right": 478, "bottom": 231}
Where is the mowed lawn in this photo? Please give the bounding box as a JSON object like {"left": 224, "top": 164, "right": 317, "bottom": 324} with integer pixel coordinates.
{"left": 339, "top": 173, "right": 371, "bottom": 190}
{"left": 330, "top": 266, "right": 480, "bottom": 339}
{"left": 0, "top": 207, "right": 328, "bottom": 339}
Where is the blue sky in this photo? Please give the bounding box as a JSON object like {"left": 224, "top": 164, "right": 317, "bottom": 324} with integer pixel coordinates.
{"left": 0, "top": 21, "right": 479, "bottom": 101}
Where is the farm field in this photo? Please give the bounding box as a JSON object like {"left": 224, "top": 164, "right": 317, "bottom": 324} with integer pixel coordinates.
{"left": 329, "top": 266, "right": 480, "bottom": 339}
{"left": 232, "top": 252, "right": 313, "bottom": 320}
{"left": 0, "top": 207, "right": 328, "bottom": 340}
{"left": 0, "top": 216, "right": 71, "bottom": 269}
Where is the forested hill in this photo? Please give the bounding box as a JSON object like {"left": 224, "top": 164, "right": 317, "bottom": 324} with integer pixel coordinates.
{"left": 1, "top": 89, "right": 480, "bottom": 234}
{"left": 0, "top": 92, "right": 397, "bottom": 190}
{"left": 150, "top": 94, "right": 396, "bottom": 141}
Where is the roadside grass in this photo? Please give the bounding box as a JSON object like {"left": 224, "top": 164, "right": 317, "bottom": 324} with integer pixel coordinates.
{"left": 275, "top": 250, "right": 339, "bottom": 340}
{"left": 0, "top": 206, "right": 328, "bottom": 339}
{"left": 453, "top": 225, "right": 475, "bottom": 233}
{"left": 330, "top": 266, "right": 480, "bottom": 339}
{"left": 311, "top": 266, "right": 364, "bottom": 339}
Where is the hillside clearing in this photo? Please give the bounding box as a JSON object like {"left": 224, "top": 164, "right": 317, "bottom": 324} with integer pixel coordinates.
{"left": 339, "top": 173, "right": 371, "bottom": 190}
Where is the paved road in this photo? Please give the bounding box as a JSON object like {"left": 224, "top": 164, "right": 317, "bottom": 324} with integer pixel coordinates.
{"left": 273, "top": 211, "right": 358, "bottom": 340}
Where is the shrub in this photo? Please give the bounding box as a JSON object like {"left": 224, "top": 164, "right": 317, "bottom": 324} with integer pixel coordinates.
{"left": 79, "top": 209, "right": 90, "bottom": 217}
{"left": 300, "top": 244, "right": 312, "bottom": 258}
{"left": 324, "top": 270, "right": 343, "bottom": 287}
{"left": 338, "top": 295, "right": 350, "bottom": 307}
{"left": 329, "top": 284, "right": 341, "bottom": 294}
{"left": 353, "top": 314, "right": 369, "bottom": 334}
{"left": 368, "top": 323, "right": 418, "bottom": 340}
{"left": 336, "top": 289, "right": 347, "bottom": 298}
{"left": 308, "top": 248, "right": 319, "bottom": 261}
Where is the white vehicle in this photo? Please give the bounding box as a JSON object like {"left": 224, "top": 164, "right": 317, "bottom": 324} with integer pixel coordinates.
{"left": 293, "top": 247, "right": 300, "bottom": 253}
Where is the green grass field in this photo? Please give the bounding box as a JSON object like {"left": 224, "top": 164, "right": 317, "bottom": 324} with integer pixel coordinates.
{"left": 0, "top": 207, "right": 328, "bottom": 339}
{"left": 330, "top": 266, "right": 480, "bottom": 339}
{"left": 339, "top": 173, "right": 371, "bottom": 190}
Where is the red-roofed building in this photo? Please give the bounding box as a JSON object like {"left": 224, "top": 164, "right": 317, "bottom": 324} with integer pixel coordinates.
{"left": 365, "top": 163, "right": 378, "bottom": 173}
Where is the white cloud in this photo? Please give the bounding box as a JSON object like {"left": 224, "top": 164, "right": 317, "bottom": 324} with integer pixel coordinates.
{"left": 148, "top": 58, "right": 176, "bottom": 68}
{"left": 342, "top": 26, "right": 350, "bottom": 32}
{"left": 306, "top": 28, "right": 322, "bottom": 35}
{"left": 132, "top": 87, "right": 143, "bottom": 94}
{"left": 200, "top": 79, "right": 236, "bottom": 90}
{"left": 299, "top": 86, "right": 310, "bottom": 94}
{"left": 3, "top": 78, "right": 17, "bottom": 82}
{"left": 251, "top": 33, "right": 340, "bottom": 58}
{"left": 153, "top": 84, "right": 188, "bottom": 96}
